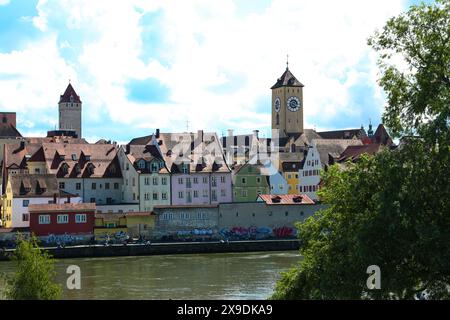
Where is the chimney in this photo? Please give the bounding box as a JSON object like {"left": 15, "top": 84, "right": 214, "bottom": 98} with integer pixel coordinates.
{"left": 125, "top": 144, "right": 130, "bottom": 155}
{"left": 155, "top": 129, "right": 160, "bottom": 139}
{"left": 197, "top": 130, "right": 204, "bottom": 142}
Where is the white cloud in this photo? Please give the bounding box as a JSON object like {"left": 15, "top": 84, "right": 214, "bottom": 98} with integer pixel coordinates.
{"left": 0, "top": 0, "right": 409, "bottom": 139}
{"left": 0, "top": 0, "right": 10, "bottom": 6}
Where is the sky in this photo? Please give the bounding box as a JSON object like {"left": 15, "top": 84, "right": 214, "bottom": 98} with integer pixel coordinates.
{"left": 0, "top": 0, "right": 428, "bottom": 144}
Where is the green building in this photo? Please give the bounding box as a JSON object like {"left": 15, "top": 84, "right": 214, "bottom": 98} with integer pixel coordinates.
{"left": 232, "top": 162, "right": 270, "bottom": 202}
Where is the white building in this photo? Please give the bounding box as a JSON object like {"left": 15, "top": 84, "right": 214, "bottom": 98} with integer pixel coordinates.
{"left": 298, "top": 144, "right": 322, "bottom": 201}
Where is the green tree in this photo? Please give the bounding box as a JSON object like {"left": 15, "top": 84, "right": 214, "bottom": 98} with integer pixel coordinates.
{"left": 6, "top": 235, "right": 61, "bottom": 300}
{"left": 272, "top": 0, "right": 449, "bottom": 300}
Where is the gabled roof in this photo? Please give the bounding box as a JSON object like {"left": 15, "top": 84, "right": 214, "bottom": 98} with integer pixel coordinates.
{"left": 157, "top": 131, "right": 231, "bottom": 174}
{"left": 271, "top": 67, "right": 304, "bottom": 89}
{"left": 41, "top": 143, "right": 122, "bottom": 178}
{"left": 59, "top": 83, "right": 81, "bottom": 103}
{"left": 313, "top": 139, "right": 363, "bottom": 167}
{"left": 129, "top": 134, "right": 153, "bottom": 145}
{"left": 372, "top": 124, "right": 394, "bottom": 146}
{"left": 4, "top": 142, "right": 42, "bottom": 170}
{"left": 0, "top": 123, "right": 22, "bottom": 138}
{"left": 337, "top": 144, "right": 382, "bottom": 163}
{"left": 9, "top": 174, "right": 59, "bottom": 198}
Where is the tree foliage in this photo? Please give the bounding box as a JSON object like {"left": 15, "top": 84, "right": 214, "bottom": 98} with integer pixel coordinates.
{"left": 6, "top": 235, "right": 61, "bottom": 300}
{"left": 368, "top": 0, "right": 449, "bottom": 145}
{"left": 272, "top": 0, "right": 450, "bottom": 300}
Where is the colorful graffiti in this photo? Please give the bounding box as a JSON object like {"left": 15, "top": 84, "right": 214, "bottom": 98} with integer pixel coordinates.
{"left": 45, "top": 233, "right": 86, "bottom": 246}
{"left": 219, "top": 226, "right": 297, "bottom": 240}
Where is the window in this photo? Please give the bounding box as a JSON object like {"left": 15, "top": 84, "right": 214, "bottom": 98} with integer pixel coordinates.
{"left": 153, "top": 193, "right": 158, "bottom": 200}
{"left": 211, "top": 177, "right": 217, "bottom": 187}
{"left": 256, "top": 177, "right": 261, "bottom": 184}
{"left": 90, "top": 198, "right": 96, "bottom": 203}
{"left": 203, "top": 190, "right": 208, "bottom": 198}
{"left": 242, "top": 177, "right": 247, "bottom": 184}
{"left": 39, "top": 215, "right": 50, "bottom": 224}
{"left": 75, "top": 214, "right": 87, "bottom": 223}
{"left": 145, "top": 177, "right": 150, "bottom": 185}
{"left": 221, "top": 189, "right": 226, "bottom": 197}
{"left": 220, "top": 176, "right": 226, "bottom": 183}
{"left": 132, "top": 178, "right": 136, "bottom": 186}
{"left": 144, "top": 193, "right": 149, "bottom": 200}
{"left": 194, "top": 177, "right": 198, "bottom": 184}
{"left": 22, "top": 213, "right": 29, "bottom": 222}
{"left": 92, "top": 183, "right": 96, "bottom": 190}
{"left": 288, "top": 174, "right": 292, "bottom": 179}
{"left": 194, "top": 190, "right": 199, "bottom": 198}
{"left": 178, "top": 178, "right": 183, "bottom": 185}
{"left": 35, "top": 168, "right": 40, "bottom": 174}
{"left": 162, "top": 193, "right": 168, "bottom": 200}
{"left": 22, "top": 200, "right": 29, "bottom": 207}
{"left": 76, "top": 183, "right": 81, "bottom": 190}
{"left": 114, "top": 183, "right": 119, "bottom": 189}
{"left": 162, "top": 177, "right": 167, "bottom": 185}
{"left": 138, "top": 160, "right": 146, "bottom": 169}
{"left": 106, "top": 198, "right": 113, "bottom": 204}
{"left": 133, "top": 193, "right": 136, "bottom": 200}
{"left": 153, "top": 177, "right": 160, "bottom": 185}
{"left": 126, "top": 163, "right": 129, "bottom": 170}
{"left": 241, "top": 190, "right": 248, "bottom": 197}
{"left": 57, "top": 214, "right": 69, "bottom": 224}
{"left": 178, "top": 191, "right": 184, "bottom": 199}
{"left": 105, "top": 183, "right": 110, "bottom": 190}
{"left": 59, "top": 182, "right": 65, "bottom": 189}
{"left": 151, "top": 162, "right": 159, "bottom": 172}
{"left": 203, "top": 177, "right": 208, "bottom": 184}
{"left": 211, "top": 190, "right": 217, "bottom": 201}
{"left": 181, "top": 164, "right": 188, "bottom": 174}
{"left": 186, "top": 178, "right": 191, "bottom": 188}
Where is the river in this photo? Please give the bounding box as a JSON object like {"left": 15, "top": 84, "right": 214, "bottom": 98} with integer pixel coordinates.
{"left": 0, "top": 251, "right": 301, "bottom": 300}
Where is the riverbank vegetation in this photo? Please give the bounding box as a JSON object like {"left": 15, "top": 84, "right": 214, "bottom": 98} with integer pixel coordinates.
{"left": 272, "top": 0, "right": 449, "bottom": 300}
{"left": 2, "top": 235, "right": 61, "bottom": 300}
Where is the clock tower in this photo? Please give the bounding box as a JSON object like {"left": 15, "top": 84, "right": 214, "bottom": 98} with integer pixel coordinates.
{"left": 271, "top": 62, "right": 304, "bottom": 138}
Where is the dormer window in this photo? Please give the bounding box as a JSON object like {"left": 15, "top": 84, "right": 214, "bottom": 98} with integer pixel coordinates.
{"left": 72, "top": 154, "right": 77, "bottom": 161}
{"left": 61, "top": 163, "right": 69, "bottom": 174}
{"left": 109, "top": 165, "right": 116, "bottom": 174}
{"left": 151, "top": 162, "right": 159, "bottom": 172}
{"left": 86, "top": 164, "right": 95, "bottom": 175}
{"left": 74, "top": 164, "right": 81, "bottom": 174}
{"left": 85, "top": 155, "right": 91, "bottom": 161}
{"left": 138, "top": 160, "right": 146, "bottom": 170}
{"left": 181, "top": 163, "right": 188, "bottom": 174}
{"left": 59, "top": 154, "right": 65, "bottom": 161}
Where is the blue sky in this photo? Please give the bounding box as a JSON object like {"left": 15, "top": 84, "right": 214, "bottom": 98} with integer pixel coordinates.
{"left": 0, "top": 0, "right": 428, "bottom": 143}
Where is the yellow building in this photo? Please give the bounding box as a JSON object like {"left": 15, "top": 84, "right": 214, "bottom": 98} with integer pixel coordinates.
{"left": 94, "top": 212, "right": 155, "bottom": 241}
{"left": 281, "top": 162, "right": 302, "bottom": 194}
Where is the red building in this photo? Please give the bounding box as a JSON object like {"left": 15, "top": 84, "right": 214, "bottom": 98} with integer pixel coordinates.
{"left": 28, "top": 203, "right": 96, "bottom": 236}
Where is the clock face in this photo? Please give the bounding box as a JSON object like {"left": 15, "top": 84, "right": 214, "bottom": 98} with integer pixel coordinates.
{"left": 287, "top": 96, "right": 301, "bottom": 112}
{"left": 274, "top": 97, "right": 281, "bottom": 113}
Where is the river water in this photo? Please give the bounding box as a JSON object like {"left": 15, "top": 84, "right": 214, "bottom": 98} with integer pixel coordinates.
{"left": 0, "top": 251, "right": 301, "bottom": 300}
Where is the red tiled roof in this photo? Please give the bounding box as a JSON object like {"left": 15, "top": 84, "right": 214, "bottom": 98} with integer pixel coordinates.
{"left": 257, "top": 194, "right": 315, "bottom": 205}
{"left": 337, "top": 144, "right": 381, "bottom": 162}
{"left": 29, "top": 203, "right": 96, "bottom": 213}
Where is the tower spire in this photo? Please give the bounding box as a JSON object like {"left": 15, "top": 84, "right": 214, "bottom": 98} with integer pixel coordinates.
{"left": 286, "top": 54, "right": 289, "bottom": 70}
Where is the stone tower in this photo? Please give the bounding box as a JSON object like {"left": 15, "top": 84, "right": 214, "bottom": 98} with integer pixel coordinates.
{"left": 271, "top": 63, "right": 304, "bottom": 138}
{"left": 59, "top": 83, "right": 82, "bottom": 138}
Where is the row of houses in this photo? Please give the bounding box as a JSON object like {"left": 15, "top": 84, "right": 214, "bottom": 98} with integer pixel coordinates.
{"left": 0, "top": 194, "right": 325, "bottom": 246}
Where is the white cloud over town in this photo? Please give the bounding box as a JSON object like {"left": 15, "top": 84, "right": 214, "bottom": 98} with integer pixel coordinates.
{"left": 0, "top": 0, "right": 410, "bottom": 142}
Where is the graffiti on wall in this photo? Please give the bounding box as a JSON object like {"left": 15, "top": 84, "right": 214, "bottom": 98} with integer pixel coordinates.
{"left": 45, "top": 234, "right": 85, "bottom": 245}
{"left": 219, "top": 226, "right": 297, "bottom": 240}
